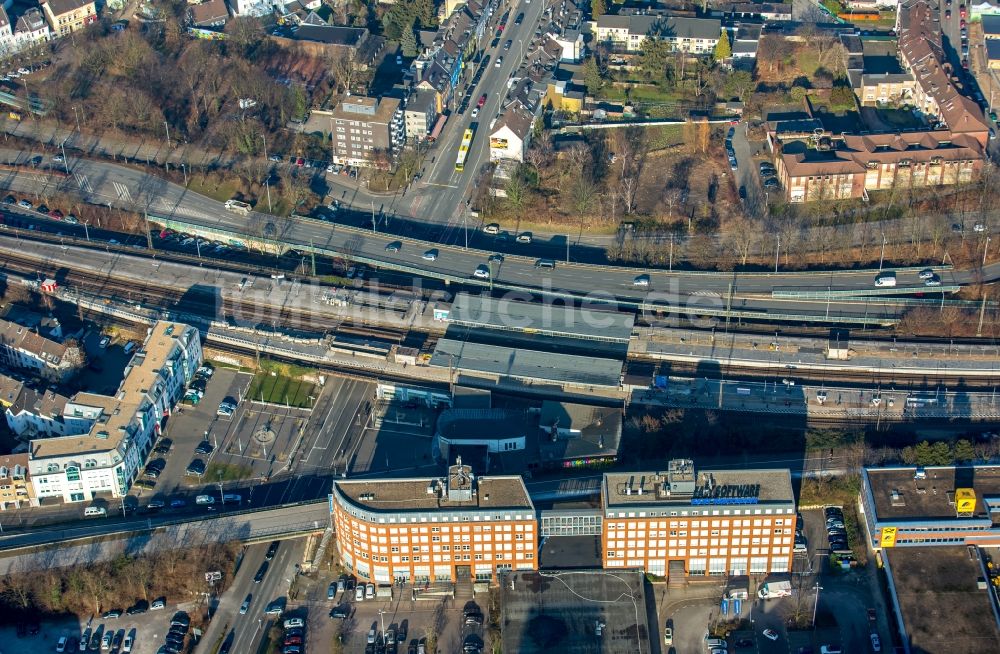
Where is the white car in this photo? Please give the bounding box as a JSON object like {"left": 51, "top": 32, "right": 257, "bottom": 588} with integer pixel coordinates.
{"left": 495, "top": 56, "right": 503, "bottom": 67}
{"left": 57, "top": 636, "right": 68, "bottom": 652}
{"left": 17, "top": 67, "right": 29, "bottom": 76}
{"left": 870, "top": 633, "right": 881, "bottom": 652}
{"left": 918, "top": 268, "right": 935, "bottom": 279}
{"left": 355, "top": 585, "right": 364, "bottom": 601}
{"left": 122, "top": 631, "right": 134, "bottom": 653}
{"left": 150, "top": 598, "right": 166, "bottom": 610}
{"left": 99, "top": 336, "right": 111, "bottom": 348}
{"left": 422, "top": 249, "right": 438, "bottom": 261}
{"left": 471, "top": 107, "right": 480, "bottom": 118}
{"left": 763, "top": 628, "right": 780, "bottom": 641}
{"left": 473, "top": 265, "right": 490, "bottom": 279}
{"left": 974, "top": 223, "right": 986, "bottom": 232}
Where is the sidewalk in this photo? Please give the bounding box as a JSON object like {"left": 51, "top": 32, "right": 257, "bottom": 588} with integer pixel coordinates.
{"left": 3, "top": 117, "right": 239, "bottom": 169}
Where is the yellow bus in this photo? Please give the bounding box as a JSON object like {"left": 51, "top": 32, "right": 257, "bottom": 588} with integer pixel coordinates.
{"left": 455, "top": 128, "right": 473, "bottom": 172}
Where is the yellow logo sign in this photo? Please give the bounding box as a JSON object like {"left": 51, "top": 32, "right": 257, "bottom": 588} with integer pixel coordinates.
{"left": 880, "top": 527, "right": 898, "bottom": 548}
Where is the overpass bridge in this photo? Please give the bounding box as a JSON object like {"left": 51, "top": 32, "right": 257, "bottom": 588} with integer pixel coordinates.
{"left": 0, "top": 500, "right": 330, "bottom": 575}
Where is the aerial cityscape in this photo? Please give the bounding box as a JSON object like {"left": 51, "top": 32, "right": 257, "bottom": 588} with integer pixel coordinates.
{"left": 1, "top": 0, "right": 1000, "bottom": 652}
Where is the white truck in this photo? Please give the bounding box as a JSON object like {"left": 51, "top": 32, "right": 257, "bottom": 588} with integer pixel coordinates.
{"left": 757, "top": 580, "right": 792, "bottom": 599}
{"left": 224, "top": 199, "right": 252, "bottom": 216}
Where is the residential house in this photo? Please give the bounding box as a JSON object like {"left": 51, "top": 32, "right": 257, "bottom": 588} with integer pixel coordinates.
{"left": 855, "top": 73, "right": 916, "bottom": 105}
{"left": 775, "top": 130, "right": 984, "bottom": 202}
{"left": 28, "top": 322, "right": 201, "bottom": 504}
{"left": 988, "top": 39, "right": 1000, "bottom": 69}
{"left": 39, "top": 0, "right": 97, "bottom": 38}
{"left": 983, "top": 14, "right": 1000, "bottom": 40}
{"left": 709, "top": 2, "right": 793, "bottom": 21}
{"left": 550, "top": 28, "right": 584, "bottom": 63}
{"left": 489, "top": 103, "right": 535, "bottom": 162}
{"left": 188, "top": 0, "right": 229, "bottom": 28}
{"left": 968, "top": 0, "right": 1000, "bottom": 18}
{"left": 317, "top": 96, "right": 405, "bottom": 167}
{"left": 594, "top": 14, "right": 722, "bottom": 54}
{"left": 545, "top": 80, "right": 585, "bottom": 114}
{"left": 3, "top": 382, "right": 85, "bottom": 439}
{"left": 230, "top": 0, "right": 272, "bottom": 17}
{"left": 0, "top": 318, "right": 82, "bottom": 383}
{"left": 13, "top": 8, "right": 50, "bottom": 52}
{"left": 403, "top": 89, "right": 438, "bottom": 142}
{"left": 731, "top": 24, "right": 761, "bottom": 59}
{"left": 0, "top": 454, "right": 35, "bottom": 510}
{"left": 0, "top": 7, "right": 50, "bottom": 55}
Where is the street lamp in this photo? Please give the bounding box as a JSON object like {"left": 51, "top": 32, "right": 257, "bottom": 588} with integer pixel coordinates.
{"left": 811, "top": 582, "right": 823, "bottom": 627}
{"left": 774, "top": 236, "right": 780, "bottom": 273}
{"left": 878, "top": 231, "right": 887, "bottom": 272}
{"left": 984, "top": 235, "right": 992, "bottom": 266}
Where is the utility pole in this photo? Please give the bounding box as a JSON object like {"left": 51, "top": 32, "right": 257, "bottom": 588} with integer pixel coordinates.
{"left": 879, "top": 231, "right": 887, "bottom": 272}
{"left": 978, "top": 290, "right": 989, "bottom": 337}
{"left": 811, "top": 583, "right": 823, "bottom": 627}
{"left": 774, "top": 236, "right": 780, "bottom": 273}
{"left": 371, "top": 201, "right": 376, "bottom": 234}
{"left": 143, "top": 211, "right": 153, "bottom": 250}
{"left": 669, "top": 234, "right": 674, "bottom": 272}
{"left": 164, "top": 120, "right": 171, "bottom": 148}
{"left": 60, "top": 139, "right": 69, "bottom": 175}
{"left": 984, "top": 236, "right": 992, "bottom": 266}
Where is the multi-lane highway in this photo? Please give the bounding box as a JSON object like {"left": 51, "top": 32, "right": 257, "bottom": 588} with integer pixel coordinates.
{"left": 197, "top": 539, "right": 306, "bottom": 654}
{"left": 0, "top": 147, "right": 991, "bottom": 324}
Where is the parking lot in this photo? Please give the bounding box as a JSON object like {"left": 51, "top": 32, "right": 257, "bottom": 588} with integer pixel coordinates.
{"left": 291, "top": 572, "right": 481, "bottom": 653}
{"left": 0, "top": 600, "right": 201, "bottom": 654}
{"left": 128, "top": 366, "right": 254, "bottom": 508}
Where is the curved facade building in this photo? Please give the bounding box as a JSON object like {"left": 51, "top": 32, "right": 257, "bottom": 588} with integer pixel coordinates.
{"left": 331, "top": 459, "right": 537, "bottom": 584}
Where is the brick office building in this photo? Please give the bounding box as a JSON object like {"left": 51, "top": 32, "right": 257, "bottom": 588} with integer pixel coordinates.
{"left": 331, "top": 458, "right": 537, "bottom": 584}
{"left": 601, "top": 459, "right": 797, "bottom": 578}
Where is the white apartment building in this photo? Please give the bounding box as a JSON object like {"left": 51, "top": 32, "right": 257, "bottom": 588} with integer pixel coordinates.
{"left": 28, "top": 322, "right": 201, "bottom": 503}
{"left": 594, "top": 14, "right": 721, "bottom": 54}
{"left": 0, "top": 318, "right": 82, "bottom": 383}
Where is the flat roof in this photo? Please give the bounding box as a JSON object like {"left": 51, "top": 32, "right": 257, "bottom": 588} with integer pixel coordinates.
{"left": 604, "top": 468, "right": 795, "bottom": 509}
{"left": 430, "top": 339, "right": 623, "bottom": 388}
{"left": 500, "top": 570, "right": 651, "bottom": 654}
{"left": 866, "top": 466, "right": 1000, "bottom": 521}
{"left": 886, "top": 546, "right": 1000, "bottom": 654}
{"left": 335, "top": 475, "right": 533, "bottom": 512}
{"left": 448, "top": 293, "right": 635, "bottom": 343}
{"left": 437, "top": 408, "right": 532, "bottom": 441}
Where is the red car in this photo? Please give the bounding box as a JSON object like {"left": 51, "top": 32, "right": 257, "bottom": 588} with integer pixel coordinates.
{"left": 48, "top": 209, "right": 63, "bottom": 220}
{"left": 295, "top": 157, "right": 305, "bottom": 167}
{"left": 284, "top": 636, "right": 303, "bottom": 646}
{"left": 477, "top": 93, "right": 487, "bottom": 108}
{"left": 960, "top": 18, "right": 966, "bottom": 27}
{"left": 960, "top": 4, "right": 966, "bottom": 17}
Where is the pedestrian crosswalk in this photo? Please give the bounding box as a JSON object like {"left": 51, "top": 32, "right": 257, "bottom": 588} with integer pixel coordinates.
{"left": 112, "top": 181, "right": 132, "bottom": 203}
{"left": 74, "top": 174, "right": 92, "bottom": 194}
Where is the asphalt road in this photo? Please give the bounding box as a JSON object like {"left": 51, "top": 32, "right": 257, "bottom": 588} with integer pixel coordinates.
{"left": 0, "top": 202, "right": 973, "bottom": 328}
{"left": 402, "top": 0, "right": 549, "bottom": 228}
{"left": 196, "top": 539, "right": 307, "bottom": 654}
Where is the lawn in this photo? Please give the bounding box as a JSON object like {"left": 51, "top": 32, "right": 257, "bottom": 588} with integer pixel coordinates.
{"left": 204, "top": 461, "right": 254, "bottom": 481}
{"left": 247, "top": 371, "right": 316, "bottom": 407}
{"left": 186, "top": 175, "right": 239, "bottom": 203}
{"left": 878, "top": 108, "right": 924, "bottom": 129}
